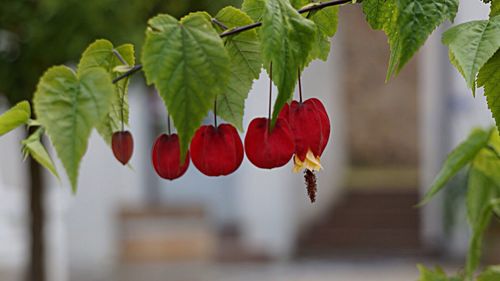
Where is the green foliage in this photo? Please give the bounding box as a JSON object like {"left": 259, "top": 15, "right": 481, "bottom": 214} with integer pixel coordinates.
{"left": 242, "top": 0, "right": 266, "bottom": 22}
{"left": 362, "top": 0, "right": 458, "bottom": 79}
{"left": 465, "top": 167, "right": 496, "bottom": 279}
{"left": 78, "top": 39, "right": 135, "bottom": 144}
{"left": 22, "top": 128, "right": 59, "bottom": 179}
{"left": 443, "top": 16, "right": 500, "bottom": 92}
{"left": 419, "top": 128, "right": 500, "bottom": 280}
{"left": 289, "top": 0, "right": 309, "bottom": 9}
{"left": 394, "top": 0, "right": 459, "bottom": 74}
{"left": 362, "top": 0, "right": 397, "bottom": 31}
{"left": 419, "top": 128, "right": 492, "bottom": 206}
{"left": 477, "top": 266, "right": 500, "bottom": 281}
{"left": 258, "top": 0, "right": 316, "bottom": 126}
{"left": 33, "top": 66, "right": 114, "bottom": 192}
{"left": 478, "top": 51, "right": 500, "bottom": 132}
{"left": 0, "top": 101, "right": 30, "bottom": 136}
{"left": 215, "top": 7, "right": 262, "bottom": 131}
{"left": 142, "top": 13, "right": 230, "bottom": 157}
{"left": 491, "top": 0, "right": 500, "bottom": 17}
{"left": 417, "top": 264, "right": 461, "bottom": 281}
{"left": 0, "top": 0, "right": 239, "bottom": 104}
{"left": 305, "top": 4, "right": 339, "bottom": 66}
{"left": 467, "top": 167, "right": 497, "bottom": 226}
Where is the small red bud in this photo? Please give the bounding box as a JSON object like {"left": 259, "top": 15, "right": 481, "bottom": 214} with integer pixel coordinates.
{"left": 284, "top": 98, "right": 330, "bottom": 161}
{"left": 244, "top": 118, "right": 295, "bottom": 169}
{"left": 190, "top": 124, "right": 243, "bottom": 176}
{"left": 152, "top": 134, "right": 190, "bottom": 180}
{"left": 112, "top": 131, "right": 134, "bottom": 165}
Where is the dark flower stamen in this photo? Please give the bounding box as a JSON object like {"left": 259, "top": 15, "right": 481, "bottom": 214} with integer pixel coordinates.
{"left": 304, "top": 169, "right": 317, "bottom": 203}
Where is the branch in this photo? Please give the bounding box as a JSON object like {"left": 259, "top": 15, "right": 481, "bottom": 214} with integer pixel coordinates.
{"left": 220, "top": 0, "right": 351, "bottom": 37}
{"left": 112, "top": 65, "right": 143, "bottom": 84}
{"left": 113, "top": 0, "right": 353, "bottom": 84}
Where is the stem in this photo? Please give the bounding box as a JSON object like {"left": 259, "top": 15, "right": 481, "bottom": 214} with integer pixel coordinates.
{"left": 298, "top": 0, "right": 352, "bottom": 13}
{"left": 26, "top": 127, "right": 45, "bottom": 281}
{"left": 220, "top": 22, "right": 262, "bottom": 38}
{"left": 220, "top": 0, "right": 352, "bottom": 37}
{"left": 112, "top": 65, "right": 142, "bottom": 84}
{"left": 298, "top": 68, "right": 303, "bottom": 103}
{"left": 268, "top": 62, "right": 273, "bottom": 130}
{"left": 214, "top": 99, "right": 218, "bottom": 128}
{"left": 120, "top": 77, "right": 128, "bottom": 131}
{"left": 114, "top": 0, "right": 354, "bottom": 84}
{"left": 211, "top": 18, "right": 229, "bottom": 30}
{"left": 112, "top": 49, "right": 129, "bottom": 65}
{"left": 167, "top": 115, "right": 171, "bottom": 135}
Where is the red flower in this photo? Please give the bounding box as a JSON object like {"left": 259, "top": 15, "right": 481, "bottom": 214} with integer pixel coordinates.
{"left": 280, "top": 98, "right": 330, "bottom": 172}
{"left": 112, "top": 131, "right": 134, "bottom": 165}
{"left": 190, "top": 124, "right": 244, "bottom": 176}
{"left": 244, "top": 117, "right": 295, "bottom": 169}
{"left": 152, "top": 134, "right": 190, "bottom": 180}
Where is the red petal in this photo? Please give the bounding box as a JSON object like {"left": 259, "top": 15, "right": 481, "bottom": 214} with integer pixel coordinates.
{"left": 278, "top": 102, "right": 290, "bottom": 120}
{"left": 308, "top": 98, "right": 331, "bottom": 156}
{"left": 112, "top": 131, "right": 134, "bottom": 165}
{"left": 190, "top": 124, "right": 243, "bottom": 176}
{"left": 288, "top": 98, "right": 331, "bottom": 160}
{"left": 152, "top": 134, "right": 190, "bottom": 180}
{"left": 244, "top": 118, "right": 295, "bottom": 169}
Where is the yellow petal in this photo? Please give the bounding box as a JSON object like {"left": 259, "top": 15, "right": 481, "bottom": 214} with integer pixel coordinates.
{"left": 293, "top": 150, "right": 322, "bottom": 173}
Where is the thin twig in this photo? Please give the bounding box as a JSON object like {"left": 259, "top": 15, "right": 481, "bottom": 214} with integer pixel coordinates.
{"left": 112, "top": 65, "right": 142, "bottom": 84}
{"left": 211, "top": 18, "right": 229, "bottom": 30}
{"left": 221, "top": 0, "right": 351, "bottom": 37}
{"left": 268, "top": 63, "right": 273, "bottom": 129}
{"left": 298, "top": 0, "right": 352, "bottom": 13}
{"left": 298, "top": 68, "right": 303, "bottom": 103}
{"left": 220, "top": 22, "right": 263, "bottom": 38}
{"left": 112, "top": 49, "right": 129, "bottom": 65}
{"left": 114, "top": 0, "right": 353, "bottom": 84}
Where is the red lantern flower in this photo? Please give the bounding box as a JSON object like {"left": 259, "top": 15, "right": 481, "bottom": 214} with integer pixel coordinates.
{"left": 112, "top": 131, "right": 134, "bottom": 165}
{"left": 190, "top": 124, "right": 244, "bottom": 176}
{"left": 244, "top": 117, "right": 295, "bottom": 169}
{"left": 280, "top": 98, "right": 330, "bottom": 173}
{"left": 152, "top": 134, "right": 190, "bottom": 180}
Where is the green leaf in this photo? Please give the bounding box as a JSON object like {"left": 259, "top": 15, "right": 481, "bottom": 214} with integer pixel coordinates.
{"left": 0, "top": 101, "right": 31, "bottom": 136}
{"left": 491, "top": 0, "right": 500, "bottom": 17}
{"left": 466, "top": 193, "right": 493, "bottom": 279}
{"left": 362, "top": 0, "right": 397, "bottom": 31}
{"left": 467, "top": 168, "right": 498, "bottom": 227}
{"left": 309, "top": 5, "right": 338, "bottom": 38}
{"left": 242, "top": 0, "right": 266, "bottom": 22}
{"left": 364, "top": 0, "right": 458, "bottom": 79}
{"left": 478, "top": 51, "right": 500, "bottom": 131}
{"left": 78, "top": 39, "right": 135, "bottom": 144}
{"left": 33, "top": 66, "right": 114, "bottom": 192}
{"left": 443, "top": 16, "right": 500, "bottom": 91}
{"left": 473, "top": 130, "right": 500, "bottom": 186}
{"left": 215, "top": 7, "right": 262, "bottom": 131}
{"left": 22, "top": 128, "right": 59, "bottom": 179}
{"left": 477, "top": 266, "right": 500, "bottom": 281}
{"left": 449, "top": 50, "right": 466, "bottom": 79}
{"left": 259, "top": 0, "right": 316, "bottom": 126}
{"left": 290, "top": 0, "right": 309, "bottom": 9}
{"left": 305, "top": 5, "right": 339, "bottom": 66}
{"left": 394, "top": 0, "right": 459, "bottom": 75}
{"left": 142, "top": 13, "right": 230, "bottom": 157}
{"left": 416, "top": 264, "right": 457, "bottom": 281}
{"left": 493, "top": 198, "right": 500, "bottom": 217}
{"left": 419, "top": 128, "right": 491, "bottom": 206}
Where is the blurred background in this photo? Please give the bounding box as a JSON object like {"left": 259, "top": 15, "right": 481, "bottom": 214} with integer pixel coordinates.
{"left": 1, "top": 0, "right": 500, "bottom": 280}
